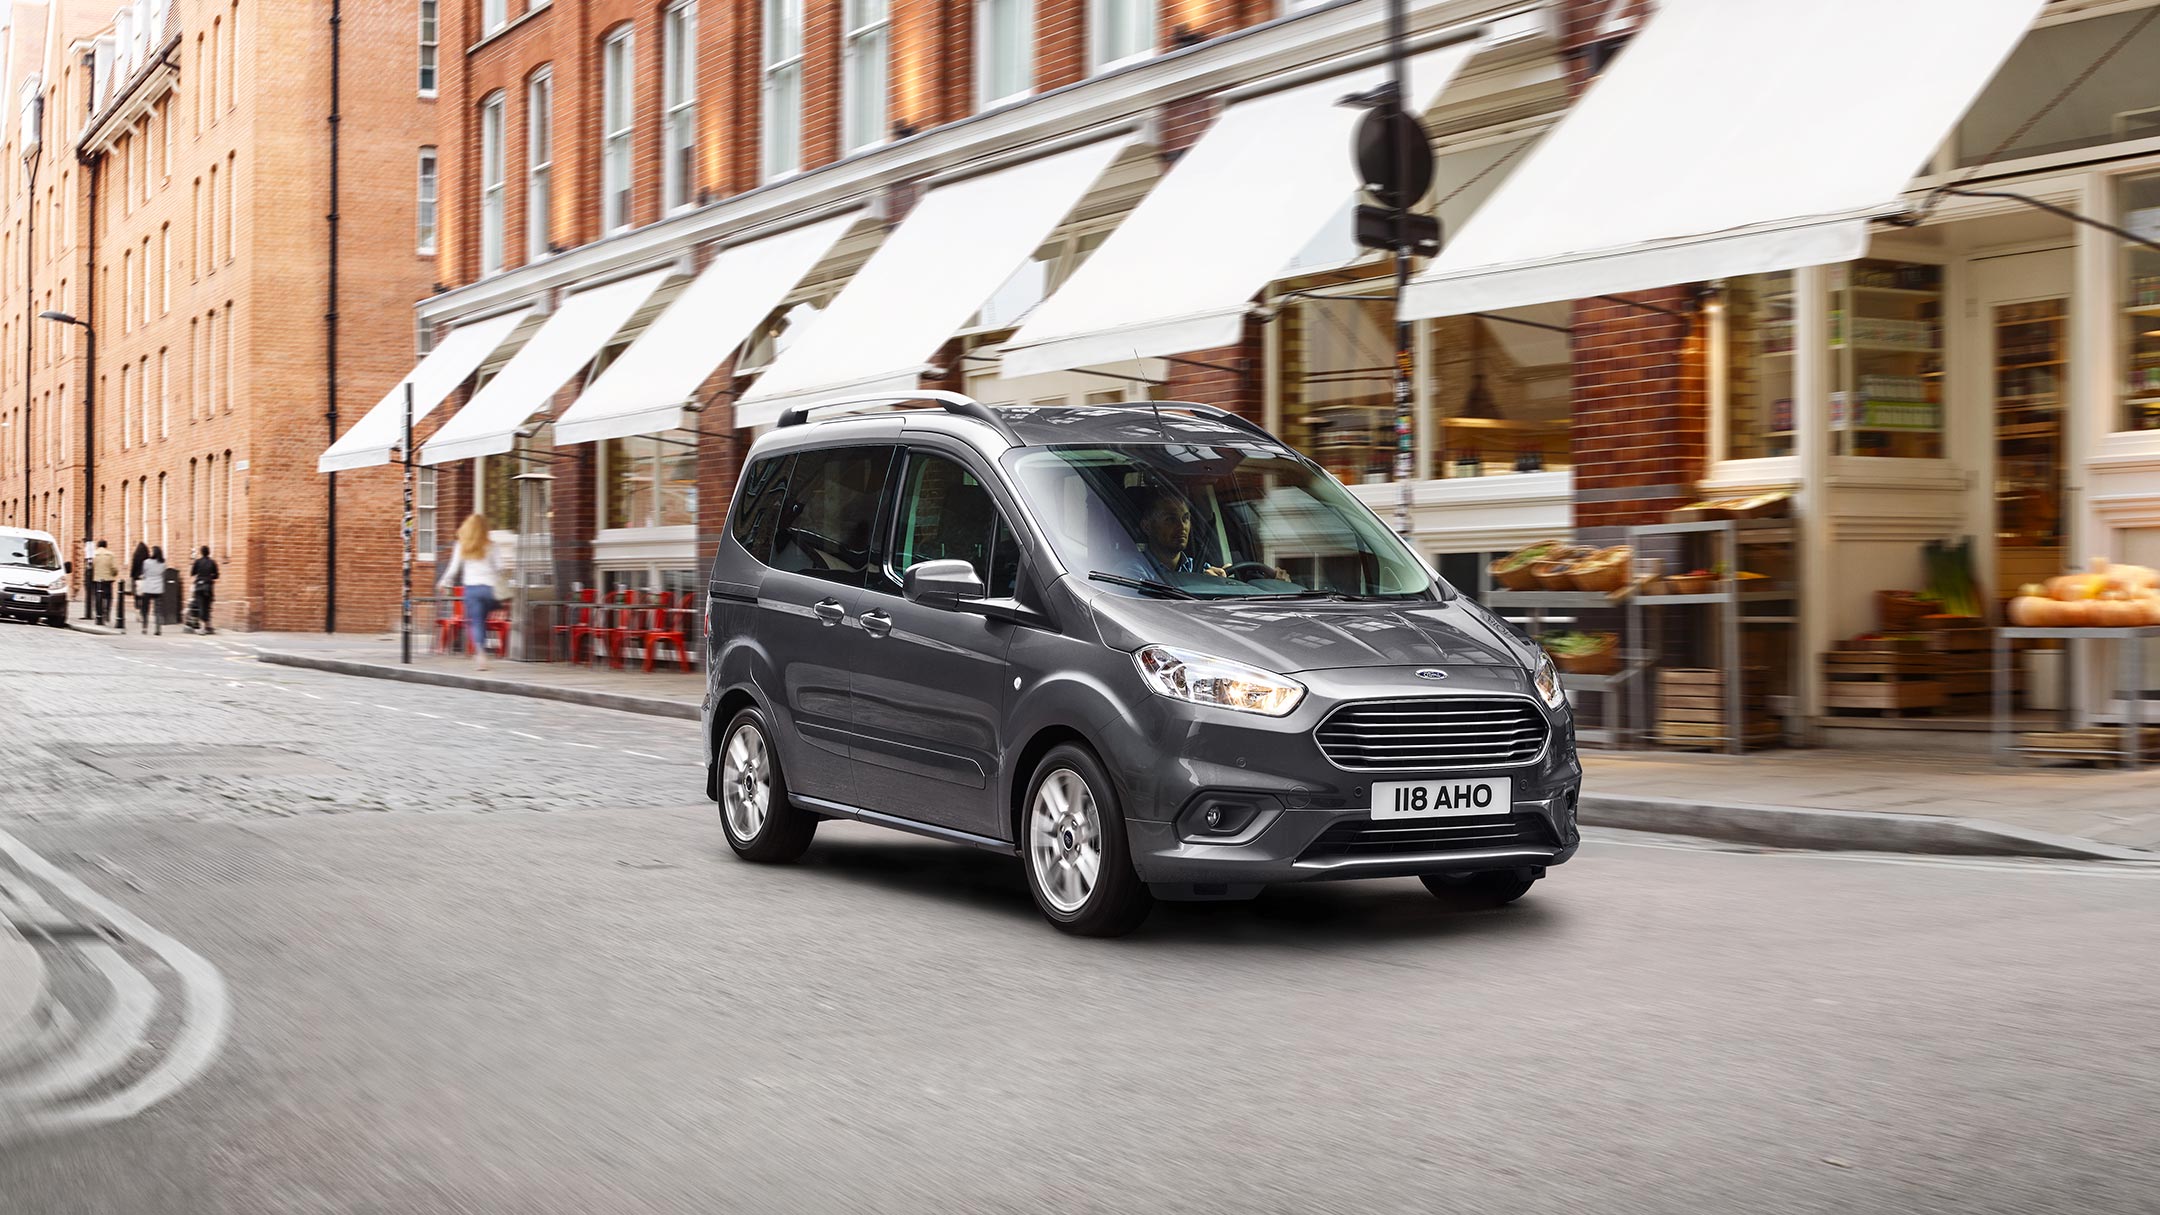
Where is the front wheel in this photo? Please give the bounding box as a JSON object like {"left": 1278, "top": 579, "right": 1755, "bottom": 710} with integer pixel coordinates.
{"left": 1022, "top": 745, "right": 1153, "bottom": 937}
{"left": 1420, "top": 868, "right": 1538, "bottom": 908}
{"left": 716, "top": 708, "right": 816, "bottom": 863}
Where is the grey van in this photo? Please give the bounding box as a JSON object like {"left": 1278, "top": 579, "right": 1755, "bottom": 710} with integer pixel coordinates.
{"left": 703, "top": 394, "right": 1580, "bottom": 936}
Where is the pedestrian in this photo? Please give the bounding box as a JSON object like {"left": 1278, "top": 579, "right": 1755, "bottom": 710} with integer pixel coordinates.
{"left": 124, "top": 541, "right": 149, "bottom": 633}
{"left": 437, "top": 514, "right": 503, "bottom": 670}
{"left": 91, "top": 540, "right": 118, "bottom": 626}
{"left": 186, "top": 545, "right": 220, "bottom": 634}
{"left": 137, "top": 546, "right": 168, "bottom": 635}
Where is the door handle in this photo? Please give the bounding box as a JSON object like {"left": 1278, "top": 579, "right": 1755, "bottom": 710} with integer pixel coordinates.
{"left": 812, "top": 599, "right": 846, "bottom": 625}
{"left": 860, "top": 610, "right": 893, "bottom": 638}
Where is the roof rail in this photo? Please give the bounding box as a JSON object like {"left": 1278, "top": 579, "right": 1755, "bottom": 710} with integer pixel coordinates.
{"left": 1095, "top": 399, "right": 1280, "bottom": 444}
{"left": 774, "top": 390, "right": 1021, "bottom": 445}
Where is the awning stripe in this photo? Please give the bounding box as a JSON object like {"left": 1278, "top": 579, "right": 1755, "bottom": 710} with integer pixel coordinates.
{"left": 316, "top": 308, "right": 534, "bottom": 473}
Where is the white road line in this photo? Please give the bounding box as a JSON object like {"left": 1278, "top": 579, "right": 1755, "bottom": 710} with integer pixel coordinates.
{"left": 506, "top": 730, "right": 544, "bottom": 741}
{"left": 457, "top": 722, "right": 491, "bottom": 731}
{"left": 0, "top": 827, "right": 230, "bottom": 1139}
{"left": 413, "top": 711, "right": 443, "bottom": 720}
{"left": 564, "top": 741, "right": 601, "bottom": 750}
{"left": 374, "top": 705, "right": 403, "bottom": 713}
{"left": 622, "top": 750, "right": 671, "bottom": 761}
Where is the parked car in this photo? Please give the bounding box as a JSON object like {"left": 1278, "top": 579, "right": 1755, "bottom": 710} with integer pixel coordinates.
{"left": 701, "top": 395, "right": 1581, "bottom": 936}
{"left": 0, "top": 527, "right": 70, "bottom": 627}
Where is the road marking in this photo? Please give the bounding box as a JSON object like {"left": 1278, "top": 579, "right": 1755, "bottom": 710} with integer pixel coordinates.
{"left": 622, "top": 750, "right": 671, "bottom": 761}
{"left": 374, "top": 705, "right": 404, "bottom": 713}
{"left": 413, "top": 711, "right": 442, "bottom": 719}
{"left": 506, "top": 730, "right": 544, "bottom": 741}
{"left": 564, "top": 742, "right": 600, "bottom": 750}
{"left": 457, "top": 722, "right": 491, "bottom": 731}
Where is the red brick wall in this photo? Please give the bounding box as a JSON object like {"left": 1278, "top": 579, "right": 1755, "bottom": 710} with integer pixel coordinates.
{"left": 1567, "top": 290, "right": 1705, "bottom": 530}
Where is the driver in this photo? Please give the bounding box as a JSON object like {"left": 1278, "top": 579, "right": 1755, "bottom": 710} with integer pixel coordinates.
{"left": 1133, "top": 492, "right": 1292, "bottom": 584}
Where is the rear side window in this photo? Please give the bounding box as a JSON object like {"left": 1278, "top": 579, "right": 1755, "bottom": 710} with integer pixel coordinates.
{"left": 766, "top": 445, "right": 893, "bottom": 585}
{"left": 728, "top": 455, "right": 792, "bottom": 564}
{"left": 889, "top": 450, "right": 1021, "bottom": 599}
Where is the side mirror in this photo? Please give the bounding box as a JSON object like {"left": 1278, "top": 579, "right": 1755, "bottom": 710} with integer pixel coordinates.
{"left": 903, "top": 559, "right": 985, "bottom": 609}
{"left": 63, "top": 560, "right": 73, "bottom": 574}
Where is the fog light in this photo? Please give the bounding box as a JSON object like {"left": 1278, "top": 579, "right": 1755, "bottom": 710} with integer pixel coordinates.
{"left": 1203, "top": 807, "right": 1223, "bottom": 829}
{"left": 1176, "top": 793, "right": 1282, "bottom": 842}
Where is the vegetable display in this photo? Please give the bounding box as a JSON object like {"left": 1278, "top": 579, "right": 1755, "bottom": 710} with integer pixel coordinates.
{"left": 2006, "top": 559, "right": 2160, "bottom": 628}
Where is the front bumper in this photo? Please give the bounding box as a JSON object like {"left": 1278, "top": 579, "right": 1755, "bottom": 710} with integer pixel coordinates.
{"left": 0, "top": 588, "right": 65, "bottom": 618}
{"left": 1098, "top": 663, "right": 1582, "bottom": 889}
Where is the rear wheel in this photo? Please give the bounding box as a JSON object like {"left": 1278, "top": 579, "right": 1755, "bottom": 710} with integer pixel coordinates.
{"left": 1420, "top": 868, "right": 1538, "bottom": 908}
{"left": 1022, "top": 745, "right": 1153, "bottom": 937}
{"left": 716, "top": 708, "right": 816, "bottom": 863}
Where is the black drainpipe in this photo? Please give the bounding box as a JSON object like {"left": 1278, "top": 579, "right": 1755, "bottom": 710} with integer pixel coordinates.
{"left": 79, "top": 64, "right": 99, "bottom": 564}
{"left": 324, "top": 0, "right": 343, "bottom": 631}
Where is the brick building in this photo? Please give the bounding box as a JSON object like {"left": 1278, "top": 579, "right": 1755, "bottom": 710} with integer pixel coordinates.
{"left": 369, "top": 0, "right": 2156, "bottom": 738}
{"left": 0, "top": 0, "right": 436, "bottom": 632}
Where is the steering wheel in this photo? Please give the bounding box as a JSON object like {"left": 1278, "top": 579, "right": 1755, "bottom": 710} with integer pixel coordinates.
{"left": 1226, "top": 561, "right": 1281, "bottom": 582}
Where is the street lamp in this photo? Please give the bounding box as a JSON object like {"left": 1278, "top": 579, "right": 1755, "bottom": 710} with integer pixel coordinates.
{"left": 41, "top": 310, "right": 94, "bottom": 619}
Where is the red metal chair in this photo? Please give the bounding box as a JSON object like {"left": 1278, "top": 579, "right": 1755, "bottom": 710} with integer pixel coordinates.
{"left": 641, "top": 591, "right": 694, "bottom": 673}
{"left": 483, "top": 598, "right": 512, "bottom": 656}
{"left": 594, "top": 587, "right": 638, "bottom": 668}
{"left": 558, "top": 588, "right": 599, "bottom": 663}
{"left": 435, "top": 590, "right": 467, "bottom": 654}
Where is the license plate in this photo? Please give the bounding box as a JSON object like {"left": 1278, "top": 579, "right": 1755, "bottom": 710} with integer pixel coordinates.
{"left": 7, "top": 592, "right": 39, "bottom": 602}
{"left": 1371, "top": 777, "right": 1511, "bottom": 819}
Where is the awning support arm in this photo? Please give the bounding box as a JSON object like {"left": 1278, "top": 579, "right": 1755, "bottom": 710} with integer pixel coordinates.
{"left": 1472, "top": 310, "right": 1573, "bottom": 336}
{"left": 1903, "top": 186, "right": 2160, "bottom": 256}
{"left": 1595, "top": 293, "right": 1686, "bottom": 320}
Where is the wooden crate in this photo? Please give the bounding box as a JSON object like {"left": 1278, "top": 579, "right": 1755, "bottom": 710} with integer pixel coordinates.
{"left": 2020, "top": 727, "right": 2160, "bottom": 755}
{"left": 1653, "top": 668, "right": 1779, "bottom": 750}
{"left": 1823, "top": 680, "right": 1946, "bottom": 712}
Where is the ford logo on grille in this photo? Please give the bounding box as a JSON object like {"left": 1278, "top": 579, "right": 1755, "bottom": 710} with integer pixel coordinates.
{"left": 1414, "top": 668, "right": 1448, "bottom": 681}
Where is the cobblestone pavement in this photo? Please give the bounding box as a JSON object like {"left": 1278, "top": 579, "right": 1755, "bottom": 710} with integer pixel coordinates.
{"left": 1, "top": 622, "right": 704, "bottom": 827}
{"left": 5, "top": 619, "right": 2160, "bottom": 1213}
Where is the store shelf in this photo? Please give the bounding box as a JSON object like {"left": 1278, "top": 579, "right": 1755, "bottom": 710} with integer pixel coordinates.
{"left": 1847, "top": 284, "right": 1939, "bottom": 298}
{"left": 1639, "top": 589, "right": 1797, "bottom": 606}
{"left": 2124, "top": 303, "right": 2160, "bottom": 317}
{"left": 1832, "top": 342, "right": 1939, "bottom": 354}
{"left": 1484, "top": 588, "right": 1632, "bottom": 608}
{"left": 1996, "top": 359, "right": 2066, "bottom": 370}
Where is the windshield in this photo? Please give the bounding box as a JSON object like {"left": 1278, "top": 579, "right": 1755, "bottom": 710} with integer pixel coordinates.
{"left": 1, "top": 536, "right": 60, "bottom": 571}
{"left": 1003, "top": 443, "right": 1436, "bottom": 600}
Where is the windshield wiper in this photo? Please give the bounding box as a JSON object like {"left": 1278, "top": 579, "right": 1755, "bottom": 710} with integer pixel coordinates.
{"left": 1086, "top": 571, "right": 1197, "bottom": 600}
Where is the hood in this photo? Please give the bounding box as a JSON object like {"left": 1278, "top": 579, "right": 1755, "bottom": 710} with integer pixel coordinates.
{"left": 0, "top": 566, "right": 64, "bottom": 590}
{"left": 1081, "top": 585, "right": 1535, "bottom": 674}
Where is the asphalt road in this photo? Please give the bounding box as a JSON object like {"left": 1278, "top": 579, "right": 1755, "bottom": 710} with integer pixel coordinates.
{"left": 3, "top": 621, "right": 2158, "bottom": 1214}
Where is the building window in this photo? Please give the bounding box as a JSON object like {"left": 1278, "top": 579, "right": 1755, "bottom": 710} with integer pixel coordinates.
{"left": 601, "top": 27, "right": 634, "bottom": 233}
{"left": 1089, "top": 0, "right": 1154, "bottom": 71}
{"left": 527, "top": 70, "right": 552, "bottom": 258}
{"left": 978, "top": 0, "right": 1031, "bottom": 105}
{"left": 603, "top": 434, "right": 698, "bottom": 529}
{"left": 1284, "top": 294, "right": 1395, "bottom": 484}
{"left": 483, "top": 0, "right": 507, "bottom": 35}
{"left": 416, "top": 466, "right": 438, "bottom": 559}
{"left": 416, "top": 147, "right": 438, "bottom": 254}
{"left": 418, "top": 0, "right": 438, "bottom": 94}
{"left": 1829, "top": 258, "right": 1943, "bottom": 458}
{"left": 1718, "top": 271, "right": 1795, "bottom": 460}
{"left": 479, "top": 92, "right": 505, "bottom": 274}
{"left": 842, "top": 0, "right": 888, "bottom": 151}
{"left": 223, "top": 153, "right": 235, "bottom": 264}
{"left": 1429, "top": 307, "right": 1573, "bottom": 478}
{"left": 1956, "top": 9, "right": 2160, "bottom": 168}
{"left": 662, "top": 4, "right": 698, "bottom": 210}
{"left": 2123, "top": 172, "right": 2160, "bottom": 432}
{"left": 761, "top": 0, "right": 803, "bottom": 180}
{"left": 160, "top": 224, "right": 171, "bottom": 313}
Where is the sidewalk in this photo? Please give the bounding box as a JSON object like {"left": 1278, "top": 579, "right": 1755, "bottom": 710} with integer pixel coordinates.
{"left": 247, "top": 631, "right": 2160, "bottom": 861}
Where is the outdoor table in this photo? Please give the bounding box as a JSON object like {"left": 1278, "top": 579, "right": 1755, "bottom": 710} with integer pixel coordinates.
{"left": 1994, "top": 625, "right": 2160, "bottom": 768}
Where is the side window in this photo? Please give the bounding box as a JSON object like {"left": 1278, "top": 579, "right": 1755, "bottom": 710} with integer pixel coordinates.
{"left": 728, "top": 453, "right": 791, "bottom": 564}
{"left": 767, "top": 445, "right": 892, "bottom": 585}
{"left": 890, "top": 450, "right": 1020, "bottom": 598}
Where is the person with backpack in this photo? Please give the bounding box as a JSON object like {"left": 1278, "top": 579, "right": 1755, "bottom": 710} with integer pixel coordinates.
{"left": 186, "top": 546, "right": 221, "bottom": 634}
{"left": 136, "top": 546, "right": 168, "bottom": 636}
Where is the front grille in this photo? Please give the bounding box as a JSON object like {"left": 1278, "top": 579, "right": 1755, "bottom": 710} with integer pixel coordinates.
{"left": 1298, "top": 813, "right": 1557, "bottom": 861}
{"left": 1315, "top": 697, "right": 1549, "bottom": 771}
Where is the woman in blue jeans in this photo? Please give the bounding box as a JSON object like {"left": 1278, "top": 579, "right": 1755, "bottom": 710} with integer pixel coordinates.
{"left": 437, "top": 514, "right": 503, "bottom": 670}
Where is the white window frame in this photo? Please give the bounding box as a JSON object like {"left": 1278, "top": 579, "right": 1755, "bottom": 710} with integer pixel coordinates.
{"left": 416, "top": 466, "right": 438, "bottom": 560}
{"left": 601, "top": 27, "right": 635, "bottom": 234}
{"left": 418, "top": 0, "right": 438, "bottom": 95}
{"left": 417, "top": 146, "right": 438, "bottom": 254}
{"left": 663, "top": 2, "right": 699, "bottom": 211}
{"left": 479, "top": 93, "right": 505, "bottom": 274}
{"left": 483, "top": 0, "right": 507, "bottom": 36}
{"left": 976, "top": 0, "right": 1033, "bottom": 108}
{"left": 1088, "top": 0, "right": 1155, "bottom": 73}
{"left": 761, "top": 0, "right": 804, "bottom": 181}
{"left": 841, "top": 0, "right": 890, "bottom": 152}
{"left": 526, "top": 70, "right": 552, "bottom": 258}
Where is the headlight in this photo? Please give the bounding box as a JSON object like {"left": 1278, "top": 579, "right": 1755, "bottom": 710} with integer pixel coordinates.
{"left": 1133, "top": 644, "right": 1306, "bottom": 717}
{"left": 1532, "top": 650, "right": 1566, "bottom": 709}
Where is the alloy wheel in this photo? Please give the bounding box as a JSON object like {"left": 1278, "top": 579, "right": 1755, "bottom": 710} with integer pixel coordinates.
{"left": 722, "top": 723, "right": 771, "bottom": 842}
{"left": 1028, "top": 767, "right": 1103, "bottom": 914}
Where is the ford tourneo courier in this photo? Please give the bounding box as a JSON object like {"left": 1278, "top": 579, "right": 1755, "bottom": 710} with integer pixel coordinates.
{"left": 703, "top": 395, "right": 1580, "bottom": 936}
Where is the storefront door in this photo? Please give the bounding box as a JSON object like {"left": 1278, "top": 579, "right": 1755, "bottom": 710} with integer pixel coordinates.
{"left": 1974, "top": 250, "right": 2073, "bottom": 601}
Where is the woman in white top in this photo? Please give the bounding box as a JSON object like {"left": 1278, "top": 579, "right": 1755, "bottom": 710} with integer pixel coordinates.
{"left": 136, "top": 546, "right": 168, "bottom": 635}
{"left": 438, "top": 514, "right": 504, "bottom": 669}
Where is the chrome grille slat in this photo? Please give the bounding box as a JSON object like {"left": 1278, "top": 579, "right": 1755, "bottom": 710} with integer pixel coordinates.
{"left": 1315, "top": 696, "right": 1548, "bottom": 771}
{"left": 1297, "top": 813, "right": 1559, "bottom": 860}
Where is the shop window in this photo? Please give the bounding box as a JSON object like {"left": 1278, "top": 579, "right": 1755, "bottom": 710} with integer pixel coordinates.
{"left": 604, "top": 433, "right": 698, "bottom": 530}
{"left": 1956, "top": 9, "right": 2160, "bottom": 167}
{"left": 1283, "top": 294, "right": 1395, "bottom": 484}
{"left": 1719, "top": 271, "right": 1794, "bottom": 460}
{"left": 481, "top": 448, "right": 523, "bottom": 533}
{"left": 1430, "top": 306, "right": 1573, "bottom": 480}
{"left": 2121, "top": 173, "right": 2160, "bottom": 432}
{"left": 1830, "top": 259, "right": 1943, "bottom": 458}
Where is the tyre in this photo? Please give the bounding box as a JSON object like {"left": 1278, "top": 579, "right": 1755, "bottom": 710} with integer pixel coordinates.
{"left": 1021, "top": 744, "right": 1153, "bottom": 937}
{"left": 1420, "top": 868, "right": 1538, "bottom": 908}
{"left": 715, "top": 707, "right": 816, "bottom": 863}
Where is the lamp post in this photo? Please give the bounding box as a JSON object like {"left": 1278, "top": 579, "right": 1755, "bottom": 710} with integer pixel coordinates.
{"left": 41, "top": 310, "right": 94, "bottom": 619}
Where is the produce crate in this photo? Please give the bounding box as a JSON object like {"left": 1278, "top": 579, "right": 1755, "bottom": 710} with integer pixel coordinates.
{"left": 1822, "top": 645, "right": 1944, "bottom": 716}
{"left": 1653, "top": 668, "right": 1779, "bottom": 750}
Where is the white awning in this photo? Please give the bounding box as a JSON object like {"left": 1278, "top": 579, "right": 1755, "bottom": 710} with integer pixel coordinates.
{"left": 421, "top": 267, "right": 677, "bottom": 465}
{"left": 734, "top": 134, "right": 1133, "bottom": 427}
{"left": 552, "top": 213, "right": 860, "bottom": 447}
{"left": 316, "top": 308, "right": 534, "bottom": 473}
{"left": 998, "top": 42, "right": 1479, "bottom": 379}
{"left": 1402, "top": 0, "right": 2047, "bottom": 319}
